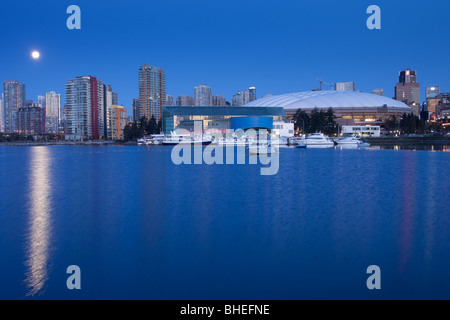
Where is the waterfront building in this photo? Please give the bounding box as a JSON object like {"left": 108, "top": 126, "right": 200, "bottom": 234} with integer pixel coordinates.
{"left": 336, "top": 82, "right": 355, "bottom": 91}
{"left": 272, "top": 121, "right": 294, "bottom": 137}
{"left": 138, "top": 64, "right": 166, "bottom": 120}
{"left": 244, "top": 90, "right": 414, "bottom": 126}
{"left": 65, "top": 76, "right": 105, "bottom": 140}
{"left": 395, "top": 69, "right": 420, "bottom": 107}
{"left": 162, "top": 106, "right": 285, "bottom": 133}
{"left": 176, "top": 95, "right": 194, "bottom": 106}
{"left": 341, "top": 125, "right": 381, "bottom": 137}
{"left": 110, "top": 105, "right": 127, "bottom": 140}
{"left": 194, "top": 84, "right": 212, "bottom": 106}
{"left": 16, "top": 106, "right": 46, "bottom": 135}
{"left": 45, "top": 91, "right": 61, "bottom": 133}
{"left": 2, "top": 80, "right": 26, "bottom": 133}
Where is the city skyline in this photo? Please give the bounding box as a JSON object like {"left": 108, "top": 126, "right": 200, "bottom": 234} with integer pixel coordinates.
{"left": 1, "top": 63, "right": 446, "bottom": 116}
{"left": 0, "top": 0, "right": 449, "bottom": 116}
{"left": 0, "top": 65, "right": 446, "bottom": 125}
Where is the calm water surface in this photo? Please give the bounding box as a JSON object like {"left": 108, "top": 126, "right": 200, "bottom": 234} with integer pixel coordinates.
{"left": 0, "top": 145, "right": 449, "bottom": 299}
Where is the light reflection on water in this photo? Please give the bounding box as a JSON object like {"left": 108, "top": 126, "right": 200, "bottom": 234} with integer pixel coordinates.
{"left": 24, "top": 147, "right": 52, "bottom": 296}
{"left": 375, "top": 144, "right": 450, "bottom": 151}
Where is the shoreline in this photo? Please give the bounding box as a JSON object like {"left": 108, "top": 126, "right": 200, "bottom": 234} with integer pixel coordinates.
{"left": 365, "top": 136, "right": 450, "bottom": 146}
{"left": 1, "top": 137, "right": 450, "bottom": 147}
{"left": 0, "top": 141, "right": 132, "bottom": 146}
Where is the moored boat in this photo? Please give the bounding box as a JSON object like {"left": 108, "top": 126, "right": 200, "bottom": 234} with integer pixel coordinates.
{"left": 305, "top": 133, "right": 334, "bottom": 148}
{"left": 161, "top": 132, "right": 212, "bottom": 145}
{"left": 336, "top": 136, "right": 362, "bottom": 145}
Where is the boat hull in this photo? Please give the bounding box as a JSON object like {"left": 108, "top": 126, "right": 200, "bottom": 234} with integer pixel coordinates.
{"left": 306, "top": 142, "right": 334, "bottom": 148}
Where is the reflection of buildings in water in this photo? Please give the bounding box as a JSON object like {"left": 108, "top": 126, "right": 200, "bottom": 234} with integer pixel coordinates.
{"left": 398, "top": 153, "right": 416, "bottom": 273}
{"left": 24, "top": 147, "right": 52, "bottom": 296}
{"left": 377, "top": 144, "right": 450, "bottom": 151}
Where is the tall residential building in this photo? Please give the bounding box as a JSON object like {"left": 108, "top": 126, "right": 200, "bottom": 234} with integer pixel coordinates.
{"left": 109, "top": 105, "right": 127, "bottom": 140}
{"left": 426, "top": 86, "right": 440, "bottom": 98}
{"left": 232, "top": 91, "right": 242, "bottom": 106}
{"left": 212, "top": 95, "right": 226, "bottom": 107}
{"left": 16, "top": 106, "right": 46, "bottom": 135}
{"left": 65, "top": 76, "right": 105, "bottom": 140}
{"left": 336, "top": 82, "right": 355, "bottom": 91}
{"left": 138, "top": 64, "right": 166, "bottom": 120}
{"left": 132, "top": 98, "right": 140, "bottom": 122}
{"left": 372, "top": 88, "right": 385, "bottom": 96}
{"left": 176, "top": 95, "right": 194, "bottom": 106}
{"left": 61, "top": 105, "right": 68, "bottom": 122}
{"left": 166, "top": 95, "right": 174, "bottom": 106}
{"left": 60, "top": 104, "right": 67, "bottom": 133}
{"left": 395, "top": 69, "right": 420, "bottom": 107}
{"left": 112, "top": 91, "right": 118, "bottom": 105}
{"left": 2, "top": 80, "right": 26, "bottom": 133}
{"left": 194, "top": 84, "right": 212, "bottom": 106}
{"left": 249, "top": 86, "right": 257, "bottom": 102}
{"left": 426, "top": 86, "right": 440, "bottom": 114}
{"left": 104, "top": 84, "right": 119, "bottom": 138}
{"left": 45, "top": 91, "right": 61, "bottom": 133}
{"left": 232, "top": 87, "right": 257, "bottom": 106}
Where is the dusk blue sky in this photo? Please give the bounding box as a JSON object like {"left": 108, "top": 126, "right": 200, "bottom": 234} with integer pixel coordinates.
{"left": 1, "top": 0, "right": 449, "bottom": 115}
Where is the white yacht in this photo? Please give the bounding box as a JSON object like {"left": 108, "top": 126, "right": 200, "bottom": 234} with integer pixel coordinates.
{"left": 335, "top": 136, "right": 371, "bottom": 148}
{"left": 336, "top": 136, "right": 362, "bottom": 145}
{"left": 137, "top": 138, "right": 148, "bottom": 145}
{"left": 161, "top": 132, "right": 212, "bottom": 145}
{"left": 358, "top": 140, "right": 371, "bottom": 148}
{"left": 149, "top": 133, "right": 166, "bottom": 145}
{"left": 305, "top": 133, "right": 335, "bottom": 148}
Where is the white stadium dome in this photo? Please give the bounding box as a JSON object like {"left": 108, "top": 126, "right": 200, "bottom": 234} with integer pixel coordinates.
{"left": 244, "top": 90, "right": 411, "bottom": 111}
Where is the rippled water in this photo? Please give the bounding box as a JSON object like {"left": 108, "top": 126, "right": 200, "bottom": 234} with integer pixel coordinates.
{"left": 0, "top": 145, "right": 449, "bottom": 299}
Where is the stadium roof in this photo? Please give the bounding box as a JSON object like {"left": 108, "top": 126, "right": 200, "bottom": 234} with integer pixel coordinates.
{"left": 244, "top": 90, "right": 412, "bottom": 111}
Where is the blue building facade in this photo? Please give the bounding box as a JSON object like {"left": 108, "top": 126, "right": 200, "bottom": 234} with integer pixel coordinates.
{"left": 162, "top": 106, "right": 284, "bottom": 133}
{"left": 229, "top": 116, "right": 273, "bottom": 131}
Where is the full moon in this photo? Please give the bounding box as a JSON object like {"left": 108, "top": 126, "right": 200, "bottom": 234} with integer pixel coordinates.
{"left": 31, "top": 51, "right": 40, "bottom": 59}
